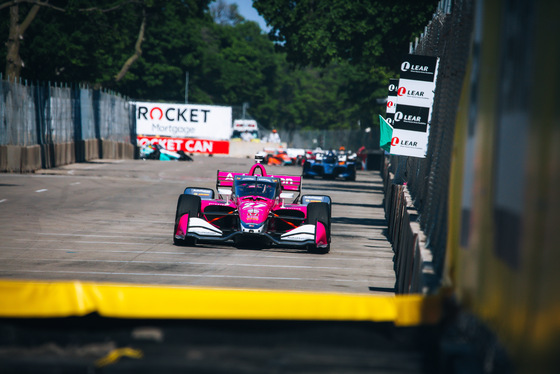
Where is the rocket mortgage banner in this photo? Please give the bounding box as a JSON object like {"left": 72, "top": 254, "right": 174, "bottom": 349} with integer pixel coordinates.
{"left": 137, "top": 136, "right": 230, "bottom": 155}
{"left": 135, "top": 102, "right": 232, "bottom": 141}
{"left": 391, "top": 54, "right": 439, "bottom": 158}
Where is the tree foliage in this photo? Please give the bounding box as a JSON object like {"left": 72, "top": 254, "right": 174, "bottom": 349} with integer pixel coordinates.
{"left": 251, "top": 0, "right": 437, "bottom": 131}
{"left": 0, "top": 0, "right": 153, "bottom": 81}
{"left": 253, "top": 0, "right": 437, "bottom": 69}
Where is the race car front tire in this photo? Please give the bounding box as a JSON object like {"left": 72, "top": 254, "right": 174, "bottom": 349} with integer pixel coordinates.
{"left": 306, "top": 202, "right": 331, "bottom": 254}
{"left": 174, "top": 194, "right": 201, "bottom": 246}
{"left": 302, "top": 162, "right": 312, "bottom": 178}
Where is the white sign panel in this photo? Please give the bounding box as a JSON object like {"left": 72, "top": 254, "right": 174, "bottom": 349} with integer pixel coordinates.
{"left": 393, "top": 104, "right": 430, "bottom": 132}
{"left": 385, "top": 78, "right": 399, "bottom": 127}
{"left": 399, "top": 55, "right": 439, "bottom": 82}
{"left": 390, "top": 54, "right": 439, "bottom": 158}
{"left": 390, "top": 128, "right": 429, "bottom": 158}
{"left": 135, "top": 102, "right": 232, "bottom": 140}
{"left": 386, "top": 78, "right": 399, "bottom": 115}
{"left": 396, "top": 79, "right": 436, "bottom": 108}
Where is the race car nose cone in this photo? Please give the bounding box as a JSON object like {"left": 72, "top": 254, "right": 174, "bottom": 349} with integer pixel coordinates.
{"left": 238, "top": 201, "right": 268, "bottom": 225}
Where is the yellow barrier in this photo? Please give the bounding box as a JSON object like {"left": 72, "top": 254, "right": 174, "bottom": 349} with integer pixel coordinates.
{"left": 0, "top": 280, "right": 442, "bottom": 327}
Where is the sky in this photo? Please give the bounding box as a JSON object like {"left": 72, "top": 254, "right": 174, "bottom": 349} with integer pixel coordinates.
{"left": 227, "top": 0, "right": 270, "bottom": 32}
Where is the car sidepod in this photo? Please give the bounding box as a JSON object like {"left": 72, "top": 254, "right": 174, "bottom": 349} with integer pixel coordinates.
{"left": 302, "top": 160, "right": 324, "bottom": 178}
{"left": 334, "top": 163, "right": 356, "bottom": 181}
{"left": 175, "top": 189, "right": 230, "bottom": 246}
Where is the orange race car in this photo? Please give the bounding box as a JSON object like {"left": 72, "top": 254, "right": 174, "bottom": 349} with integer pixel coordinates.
{"left": 263, "top": 149, "right": 293, "bottom": 166}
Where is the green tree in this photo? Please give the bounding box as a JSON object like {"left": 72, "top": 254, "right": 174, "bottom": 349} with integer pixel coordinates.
{"left": 251, "top": 0, "right": 437, "bottom": 132}
{"left": 0, "top": 0, "right": 151, "bottom": 82}
{"left": 253, "top": 0, "right": 437, "bottom": 69}
{"left": 113, "top": 0, "right": 213, "bottom": 100}
{"left": 196, "top": 20, "right": 276, "bottom": 104}
{"left": 210, "top": 0, "right": 244, "bottom": 26}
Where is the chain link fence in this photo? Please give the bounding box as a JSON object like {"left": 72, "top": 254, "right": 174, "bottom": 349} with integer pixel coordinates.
{"left": 387, "top": 0, "right": 474, "bottom": 287}
{"left": 0, "top": 76, "right": 132, "bottom": 147}
{"left": 94, "top": 89, "right": 133, "bottom": 143}
{"left": 0, "top": 78, "right": 37, "bottom": 146}
{"left": 286, "top": 128, "right": 379, "bottom": 153}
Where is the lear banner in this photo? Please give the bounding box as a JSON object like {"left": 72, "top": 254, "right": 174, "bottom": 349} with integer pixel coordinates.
{"left": 135, "top": 102, "right": 232, "bottom": 141}
{"left": 391, "top": 104, "right": 431, "bottom": 158}
{"left": 396, "top": 79, "right": 436, "bottom": 108}
{"left": 399, "top": 54, "right": 439, "bottom": 82}
{"left": 391, "top": 54, "right": 439, "bottom": 158}
{"left": 386, "top": 78, "right": 399, "bottom": 127}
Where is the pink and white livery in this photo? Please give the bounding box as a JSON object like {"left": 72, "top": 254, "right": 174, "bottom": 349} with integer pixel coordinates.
{"left": 174, "top": 155, "right": 332, "bottom": 253}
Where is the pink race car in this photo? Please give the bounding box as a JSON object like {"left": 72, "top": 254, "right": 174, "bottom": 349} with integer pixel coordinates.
{"left": 174, "top": 157, "right": 332, "bottom": 253}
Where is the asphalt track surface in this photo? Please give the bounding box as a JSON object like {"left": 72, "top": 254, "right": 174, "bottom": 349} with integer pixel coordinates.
{"left": 0, "top": 156, "right": 396, "bottom": 294}
{"left": 0, "top": 158, "right": 450, "bottom": 373}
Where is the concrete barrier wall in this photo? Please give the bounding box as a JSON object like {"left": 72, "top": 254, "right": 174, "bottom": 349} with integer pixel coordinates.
{"left": 228, "top": 140, "right": 287, "bottom": 158}
{"left": 382, "top": 157, "right": 436, "bottom": 294}
{"left": 2, "top": 138, "right": 266, "bottom": 173}
{"left": 20, "top": 145, "right": 41, "bottom": 173}
{"left": 0, "top": 145, "right": 41, "bottom": 173}
{"left": 99, "top": 140, "right": 135, "bottom": 159}
{"left": 0, "top": 140, "right": 135, "bottom": 173}
{"left": 54, "top": 142, "right": 75, "bottom": 167}
{"left": 85, "top": 139, "right": 100, "bottom": 161}
{"left": 75, "top": 140, "right": 100, "bottom": 163}
{"left": 0, "top": 146, "right": 20, "bottom": 172}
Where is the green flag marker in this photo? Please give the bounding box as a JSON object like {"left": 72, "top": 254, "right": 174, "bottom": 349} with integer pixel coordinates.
{"left": 379, "top": 115, "right": 393, "bottom": 152}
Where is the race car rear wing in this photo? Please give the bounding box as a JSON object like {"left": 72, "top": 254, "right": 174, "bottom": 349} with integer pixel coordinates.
{"left": 217, "top": 163, "right": 302, "bottom": 197}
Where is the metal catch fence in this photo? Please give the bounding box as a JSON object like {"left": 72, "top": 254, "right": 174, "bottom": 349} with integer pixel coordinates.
{"left": 0, "top": 76, "right": 133, "bottom": 148}
{"left": 388, "top": 0, "right": 474, "bottom": 287}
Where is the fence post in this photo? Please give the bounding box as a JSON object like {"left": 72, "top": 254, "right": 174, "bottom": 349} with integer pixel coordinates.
{"left": 73, "top": 83, "right": 84, "bottom": 163}
{"left": 93, "top": 89, "right": 102, "bottom": 159}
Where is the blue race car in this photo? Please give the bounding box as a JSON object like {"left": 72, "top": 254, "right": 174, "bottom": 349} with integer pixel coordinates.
{"left": 302, "top": 150, "right": 356, "bottom": 181}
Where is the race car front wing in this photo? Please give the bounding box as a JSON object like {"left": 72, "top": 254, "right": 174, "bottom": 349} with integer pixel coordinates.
{"left": 175, "top": 214, "right": 327, "bottom": 248}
